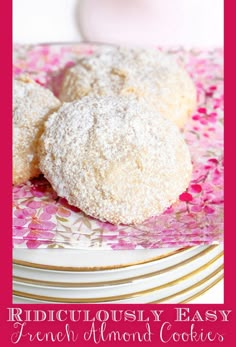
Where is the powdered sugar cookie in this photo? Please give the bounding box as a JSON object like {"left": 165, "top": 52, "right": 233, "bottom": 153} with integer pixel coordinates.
{"left": 59, "top": 46, "right": 196, "bottom": 128}
{"left": 13, "top": 76, "right": 60, "bottom": 185}
{"left": 39, "top": 96, "right": 192, "bottom": 224}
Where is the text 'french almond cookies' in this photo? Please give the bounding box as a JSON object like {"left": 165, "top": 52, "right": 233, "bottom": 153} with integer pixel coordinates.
{"left": 13, "top": 76, "right": 60, "bottom": 185}
{"left": 59, "top": 46, "right": 196, "bottom": 128}
{"left": 39, "top": 96, "right": 192, "bottom": 225}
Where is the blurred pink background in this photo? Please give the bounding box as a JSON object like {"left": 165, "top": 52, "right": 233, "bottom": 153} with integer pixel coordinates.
{"left": 13, "top": 0, "right": 223, "bottom": 47}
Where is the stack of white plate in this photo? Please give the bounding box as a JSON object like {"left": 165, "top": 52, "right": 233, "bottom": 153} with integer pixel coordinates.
{"left": 13, "top": 245, "right": 223, "bottom": 303}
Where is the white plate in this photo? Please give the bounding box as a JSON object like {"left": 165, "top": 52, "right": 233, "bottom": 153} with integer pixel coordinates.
{"left": 13, "top": 245, "right": 223, "bottom": 303}
{"left": 13, "top": 247, "right": 179, "bottom": 269}
{"left": 13, "top": 265, "right": 223, "bottom": 304}
{"left": 13, "top": 245, "right": 215, "bottom": 284}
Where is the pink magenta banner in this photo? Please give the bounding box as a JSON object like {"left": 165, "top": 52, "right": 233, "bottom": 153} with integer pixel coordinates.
{"left": 1, "top": 1, "right": 235, "bottom": 346}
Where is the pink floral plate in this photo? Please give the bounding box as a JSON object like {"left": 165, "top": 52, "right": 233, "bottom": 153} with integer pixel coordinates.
{"left": 13, "top": 43, "right": 223, "bottom": 250}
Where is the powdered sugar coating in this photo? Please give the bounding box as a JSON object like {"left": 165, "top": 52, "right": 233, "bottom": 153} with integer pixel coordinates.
{"left": 13, "top": 76, "right": 60, "bottom": 185}
{"left": 39, "top": 96, "right": 192, "bottom": 224}
{"left": 59, "top": 46, "right": 196, "bottom": 128}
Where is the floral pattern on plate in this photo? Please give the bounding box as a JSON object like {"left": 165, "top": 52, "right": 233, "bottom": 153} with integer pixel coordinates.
{"left": 13, "top": 44, "right": 223, "bottom": 249}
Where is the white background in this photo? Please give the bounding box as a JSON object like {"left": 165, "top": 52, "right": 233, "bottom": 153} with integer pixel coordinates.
{"left": 13, "top": 0, "right": 224, "bottom": 303}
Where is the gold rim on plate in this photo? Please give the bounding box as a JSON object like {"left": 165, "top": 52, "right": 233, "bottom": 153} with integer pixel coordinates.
{"left": 13, "top": 245, "right": 221, "bottom": 287}
{"left": 13, "top": 273, "right": 223, "bottom": 304}
{"left": 152, "top": 272, "right": 223, "bottom": 304}
{"left": 13, "top": 251, "right": 223, "bottom": 303}
{"left": 180, "top": 274, "right": 223, "bottom": 303}
{"left": 13, "top": 266, "right": 223, "bottom": 304}
{"left": 13, "top": 246, "right": 190, "bottom": 271}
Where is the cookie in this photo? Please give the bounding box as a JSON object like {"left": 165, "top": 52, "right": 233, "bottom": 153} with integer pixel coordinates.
{"left": 39, "top": 96, "right": 192, "bottom": 224}
{"left": 13, "top": 76, "right": 60, "bottom": 185}
{"left": 59, "top": 46, "right": 196, "bottom": 128}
